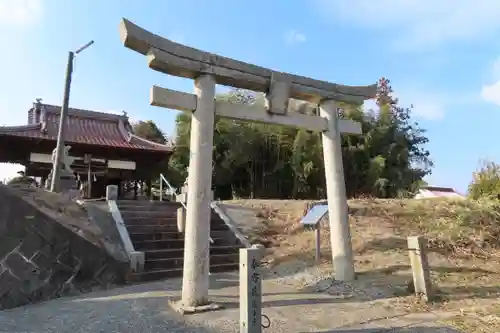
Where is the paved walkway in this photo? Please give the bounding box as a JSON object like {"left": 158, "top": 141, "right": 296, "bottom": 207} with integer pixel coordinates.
{"left": 0, "top": 272, "right": 461, "bottom": 333}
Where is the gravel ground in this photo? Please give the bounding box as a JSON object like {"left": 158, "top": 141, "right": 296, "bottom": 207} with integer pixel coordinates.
{"left": 0, "top": 270, "right": 461, "bottom": 333}
{"left": 264, "top": 259, "right": 404, "bottom": 302}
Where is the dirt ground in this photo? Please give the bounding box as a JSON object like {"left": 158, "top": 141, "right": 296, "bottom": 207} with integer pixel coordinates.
{"left": 225, "top": 198, "right": 500, "bottom": 333}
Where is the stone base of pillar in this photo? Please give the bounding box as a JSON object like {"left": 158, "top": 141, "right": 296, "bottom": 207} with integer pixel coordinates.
{"left": 167, "top": 299, "right": 222, "bottom": 315}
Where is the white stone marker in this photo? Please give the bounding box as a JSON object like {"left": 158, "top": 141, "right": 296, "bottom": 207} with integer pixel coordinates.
{"left": 407, "top": 235, "right": 433, "bottom": 301}
{"left": 240, "top": 245, "right": 264, "bottom": 333}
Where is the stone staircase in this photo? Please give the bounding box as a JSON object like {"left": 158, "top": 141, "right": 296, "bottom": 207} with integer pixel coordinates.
{"left": 116, "top": 200, "right": 244, "bottom": 282}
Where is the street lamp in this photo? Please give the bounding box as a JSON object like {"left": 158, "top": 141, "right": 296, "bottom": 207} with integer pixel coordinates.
{"left": 50, "top": 40, "right": 95, "bottom": 192}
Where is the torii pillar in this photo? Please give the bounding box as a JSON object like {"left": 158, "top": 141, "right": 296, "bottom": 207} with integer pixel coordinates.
{"left": 180, "top": 74, "right": 216, "bottom": 308}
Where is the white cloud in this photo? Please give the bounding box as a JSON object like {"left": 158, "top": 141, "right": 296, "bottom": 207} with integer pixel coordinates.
{"left": 285, "top": 30, "right": 307, "bottom": 45}
{"left": 481, "top": 81, "right": 500, "bottom": 106}
{"left": 481, "top": 57, "right": 500, "bottom": 106}
{"left": 0, "top": 0, "right": 43, "bottom": 27}
{"left": 406, "top": 98, "right": 445, "bottom": 121}
{"left": 313, "top": 0, "right": 500, "bottom": 50}
{"left": 363, "top": 90, "right": 446, "bottom": 121}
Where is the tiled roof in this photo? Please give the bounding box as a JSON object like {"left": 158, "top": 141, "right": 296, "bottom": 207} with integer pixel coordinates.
{"left": 0, "top": 103, "right": 173, "bottom": 152}
{"left": 414, "top": 186, "right": 465, "bottom": 199}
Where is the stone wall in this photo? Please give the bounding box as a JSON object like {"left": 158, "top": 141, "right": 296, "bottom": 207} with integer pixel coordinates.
{"left": 0, "top": 185, "right": 129, "bottom": 310}
{"left": 84, "top": 201, "right": 128, "bottom": 263}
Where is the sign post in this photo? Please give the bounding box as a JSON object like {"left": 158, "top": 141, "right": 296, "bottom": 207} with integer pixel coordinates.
{"left": 300, "top": 203, "right": 329, "bottom": 263}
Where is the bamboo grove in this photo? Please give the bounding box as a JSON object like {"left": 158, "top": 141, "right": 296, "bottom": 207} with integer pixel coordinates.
{"left": 133, "top": 78, "right": 433, "bottom": 200}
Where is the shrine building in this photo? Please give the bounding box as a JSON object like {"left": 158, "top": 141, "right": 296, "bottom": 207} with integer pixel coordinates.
{"left": 0, "top": 99, "right": 173, "bottom": 199}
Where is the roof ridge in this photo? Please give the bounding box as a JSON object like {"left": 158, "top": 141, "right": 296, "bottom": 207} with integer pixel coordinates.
{"left": 129, "top": 133, "right": 174, "bottom": 148}
{"left": 116, "top": 118, "right": 173, "bottom": 149}
{"left": 0, "top": 124, "right": 42, "bottom": 132}
{"left": 42, "top": 103, "right": 129, "bottom": 122}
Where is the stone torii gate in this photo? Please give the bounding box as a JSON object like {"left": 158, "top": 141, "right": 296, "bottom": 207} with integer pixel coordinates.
{"left": 119, "top": 18, "right": 376, "bottom": 311}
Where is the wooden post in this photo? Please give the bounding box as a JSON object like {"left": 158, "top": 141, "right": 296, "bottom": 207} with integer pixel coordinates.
{"left": 407, "top": 236, "right": 433, "bottom": 300}
{"left": 240, "top": 245, "right": 264, "bottom": 333}
{"left": 320, "top": 100, "right": 355, "bottom": 281}
{"left": 84, "top": 154, "right": 92, "bottom": 198}
{"left": 118, "top": 181, "right": 122, "bottom": 199}
{"left": 146, "top": 179, "right": 152, "bottom": 200}
{"left": 181, "top": 74, "right": 216, "bottom": 307}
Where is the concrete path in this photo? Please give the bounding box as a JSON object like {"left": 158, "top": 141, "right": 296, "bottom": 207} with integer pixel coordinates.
{"left": 0, "top": 272, "right": 461, "bottom": 333}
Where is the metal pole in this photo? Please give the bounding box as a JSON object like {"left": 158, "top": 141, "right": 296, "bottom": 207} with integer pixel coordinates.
{"left": 159, "top": 176, "right": 163, "bottom": 201}
{"left": 315, "top": 223, "right": 321, "bottom": 263}
{"left": 50, "top": 51, "right": 74, "bottom": 192}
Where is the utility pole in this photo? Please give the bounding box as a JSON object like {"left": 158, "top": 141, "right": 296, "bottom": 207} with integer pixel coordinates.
{"left": 50, "top": 40, "right": 94, "bottom": 192}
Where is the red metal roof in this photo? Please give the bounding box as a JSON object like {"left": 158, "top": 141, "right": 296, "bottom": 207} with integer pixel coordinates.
{"left": 0, "top": 103, "right": 173, "bottom": 152}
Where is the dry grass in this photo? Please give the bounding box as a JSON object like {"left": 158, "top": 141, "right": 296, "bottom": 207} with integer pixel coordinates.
{"left": 229, "top": 197, "right": 500, "bottom": 333}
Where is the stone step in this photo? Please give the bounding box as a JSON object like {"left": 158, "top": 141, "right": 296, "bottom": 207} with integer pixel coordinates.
{"left": 134, "top": 237, "right": 230, "bottom": 251}
{"left": 125, "top": 221, "right": 229, "bottom": 234}
{"left": 120, "top": 210, "right": 177, "bottom": 218}
{"left": 129, "top": 230, "right": 231, "bottom": 242}
{"left": 145, "top": 253, "right": 239, "bottom": 271}
{"left": 129, "top": 263, "right": 239, "bottom": 282}
{"left": 123, "top": 216, "right": 177, "bottom": 226}
{"left": 125, "top": 224, "right": 180, "bottom": 234}
{"left": 118, "top": 205, "right": 181, "bottom": 213}
{"left": 123, "top": 216, "right": 228, "bottom": 228}
{"left": 117, "top": 200, "right": 181, "bottom": 207}
{"left": 144, "top": 245, "right": 243, "bottom": 260}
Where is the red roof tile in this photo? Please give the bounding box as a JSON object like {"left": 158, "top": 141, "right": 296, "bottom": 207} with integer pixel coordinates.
{"left": 0, "top": 103, "right": 173, "bottom": 152}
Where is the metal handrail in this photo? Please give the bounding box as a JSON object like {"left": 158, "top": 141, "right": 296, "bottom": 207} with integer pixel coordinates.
{"left": 159, "top": 173, "right": 181, "bottom": 206}
{"left": 159, "top": 173, "right": 213, "bottom": 244}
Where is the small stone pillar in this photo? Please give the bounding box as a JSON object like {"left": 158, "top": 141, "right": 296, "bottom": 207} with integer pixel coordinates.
{"left": 240, "top": 244, "right": 265, "bottom": 333}
{"left": 106, "top": 185, "right": 118, "bottom": 201}
{"left": 177, "top": 207, "right": 186, "bottom": 233}
{"left": 407, "top": 236, "right": 434, "bottom": 301}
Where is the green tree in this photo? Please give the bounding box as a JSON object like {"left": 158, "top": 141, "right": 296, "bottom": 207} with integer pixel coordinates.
{"left": 168, "top": 77, "right": 433, "bottom": 200}
{"left": 132, "top": 120, "right": 167, "bottom": 144}
{"left": 131, "top": 120, "right": 181, "bottom": 194}
{"left": 468, "top": 159, "right": 500, "bottom": 200}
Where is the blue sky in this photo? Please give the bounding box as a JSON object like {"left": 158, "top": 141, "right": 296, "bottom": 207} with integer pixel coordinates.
{"left": 1, "top": 0, "right": 500, "bottom": 193}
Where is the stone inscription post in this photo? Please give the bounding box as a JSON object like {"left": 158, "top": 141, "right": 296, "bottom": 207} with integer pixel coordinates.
{"left": 407, "top": 236, "right": 434, "bottom": 301}
{"left": 240, "top": 245, "right": 265, "bottom": 333}
{"left": 119, "top": 18, "right": 377, "bottom": 309}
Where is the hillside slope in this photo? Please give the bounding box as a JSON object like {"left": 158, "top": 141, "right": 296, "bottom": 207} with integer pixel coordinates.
{"left": 226, "top": 198, "right": 500, "bottom": 332}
